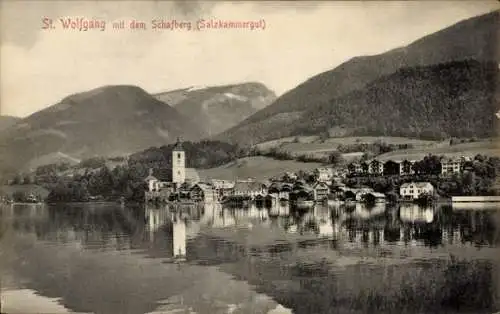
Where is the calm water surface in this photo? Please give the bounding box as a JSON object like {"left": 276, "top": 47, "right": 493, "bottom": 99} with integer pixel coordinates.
{"left": 1, "top": 202, "right": 499, "bottom": 314}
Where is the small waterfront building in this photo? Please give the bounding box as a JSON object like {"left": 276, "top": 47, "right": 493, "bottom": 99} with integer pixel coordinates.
{"left": 144, "top": 169, "right": 160, "bottom": 192}
{"left": 211, "top": 179, "right": 235, "bottom": 199}
{"left": 355, "top": 191, "right": 386, "bottom": 202}
{"left": 268, "top": 182, "right": 292, "bottom": 200}
{"left": 232, "top": 180, "right": 268, "bottom": 198}
{"left": 312, "top": 182, "right": 330, "bottom": 201}
{"left": 399, "top": 182, "right": 434, "bottom": 200}
{"left": 190, "top": 183, "right": 215, "bottom": 202}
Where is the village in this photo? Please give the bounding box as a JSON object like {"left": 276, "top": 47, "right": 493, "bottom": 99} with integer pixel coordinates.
{"left": 144, "top": 139, "right": 498, "bottom": 208}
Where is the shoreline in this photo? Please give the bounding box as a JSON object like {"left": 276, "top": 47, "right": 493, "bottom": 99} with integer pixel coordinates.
{"left": 1, "top": 288, "right": 90, "bottom": 314}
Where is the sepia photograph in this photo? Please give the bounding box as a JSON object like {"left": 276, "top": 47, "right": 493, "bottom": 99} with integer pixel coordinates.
{"left": 0, "top": 1, "right": 499, "bottom": 313}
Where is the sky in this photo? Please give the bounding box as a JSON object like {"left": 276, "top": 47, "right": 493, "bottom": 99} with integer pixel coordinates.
{"left": 1, "top": 0, "right": 499, "bottom": 117}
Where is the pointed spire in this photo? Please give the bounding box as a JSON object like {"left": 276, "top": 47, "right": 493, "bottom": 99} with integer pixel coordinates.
{"left": 173, "top": 136, "right": 184, "bottom": 151}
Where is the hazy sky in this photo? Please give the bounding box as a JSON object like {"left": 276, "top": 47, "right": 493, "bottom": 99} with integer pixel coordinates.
{"left": 1, "top": 1, "right": 498, "bottom": 117}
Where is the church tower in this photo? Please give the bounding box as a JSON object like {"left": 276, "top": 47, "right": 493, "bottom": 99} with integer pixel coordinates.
{"left": 172, "top": 137, "right": 186, "bottom": 186}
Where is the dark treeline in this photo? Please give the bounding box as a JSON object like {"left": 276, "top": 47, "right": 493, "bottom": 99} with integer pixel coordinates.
{"left": 46, "top": 165, "right": 147, "bottom": 203}
{"left": 128, "top": 140, "right": 244, "bottom": 169}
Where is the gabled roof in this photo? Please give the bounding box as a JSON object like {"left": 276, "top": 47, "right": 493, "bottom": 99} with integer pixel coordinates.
{"left": 313, "top": 182, "right": 329, "bottom": 189}
{"left": 192, "top": 183, "right": 212, "bottom": 191}
{"left": 144, "top": 168, "right": 158, "bottom": 182}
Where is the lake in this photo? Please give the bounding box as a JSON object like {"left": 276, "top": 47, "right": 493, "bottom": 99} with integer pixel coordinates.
{"left": 1, "top": 202, "right": 499, "bottom": 314}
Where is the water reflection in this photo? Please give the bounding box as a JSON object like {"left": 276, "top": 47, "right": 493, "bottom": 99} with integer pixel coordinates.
{"left": 2, "top": 202, "right": 500, "bottom": 314}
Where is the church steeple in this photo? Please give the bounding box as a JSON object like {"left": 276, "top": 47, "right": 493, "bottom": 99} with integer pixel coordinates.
{"left": 173, "top": 137, "right": 184, "bottom": 151}
{"left": 172, "top": 137, "right": 185, "bottom": 186}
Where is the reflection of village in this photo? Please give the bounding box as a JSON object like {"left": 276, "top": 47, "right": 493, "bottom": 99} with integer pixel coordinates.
{"left": 1, "top": 201, "right": 499, "bottom": 266}
{"left": 9, "top": 200, "right": 499, "bottom": 256}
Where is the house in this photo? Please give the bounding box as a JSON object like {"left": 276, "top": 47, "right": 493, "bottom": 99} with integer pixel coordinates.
{"left": 144, "top": 169, "right": 160, "bottom": 192}
{"left": 330, "top": 181, "right": 346, "bottom": 198}
{"left": 355, "top": 191, "right": 386, "bottom": 203}
{"left": 399, "top": 182, "right": 434, "bottom": 200}
{"left": 232, "top": 180, "right": 268, "bottom": 198}
{"left": 190, "top": 183, "right": 216, "bottom": 202}
{"left": 314, "top": 168, "right": 334, "bottom": 182}
{"left": 312, "top": 182, "right": 329, "bottom": 201}
{"left": 368, "top": 160, "right": 384, "bottom": 175}
{"left": 441, "top": 156, "right": 471, "bottom": 175}
{"left": 347, "top": 162, "right": 363, "bottom": 176}
{"left": 211, "top": 179, "right": 235, "bottom": 199}
{"left": 399, "top": 160, "right": 416, "bottom": 176}
{"left": 268, "top": 182, "right": 293, "bottom": 200}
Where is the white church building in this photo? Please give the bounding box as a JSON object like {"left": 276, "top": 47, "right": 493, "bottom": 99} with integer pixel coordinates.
{"left": 144, "top": 138, "right": 200, "bottom": 201}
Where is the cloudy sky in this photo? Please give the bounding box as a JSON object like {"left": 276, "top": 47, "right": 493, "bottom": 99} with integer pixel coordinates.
{"left": 1, "top": 1, "right": 498, "bottom": 117}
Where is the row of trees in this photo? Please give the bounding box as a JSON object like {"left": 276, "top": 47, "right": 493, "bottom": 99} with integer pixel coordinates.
{"left": 46, "top": 164, "right": 148, "bottom": 203}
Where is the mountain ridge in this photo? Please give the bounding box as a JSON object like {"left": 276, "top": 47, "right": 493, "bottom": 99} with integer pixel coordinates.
{"left": 216, "top": 10, "right": 499, "bottom": 145}
{"left": 153, "top": 82, "right": 276, "bottom": 136}
{"left": 0, "top": 85, "right": 203, "bottom": 173}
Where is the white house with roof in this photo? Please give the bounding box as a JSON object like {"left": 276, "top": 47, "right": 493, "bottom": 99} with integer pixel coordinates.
{"left": 400, "top": 182, "right": 434, "bottom": 200}
{"left": 144, "top": 169, "right": 160, "bottom": 192}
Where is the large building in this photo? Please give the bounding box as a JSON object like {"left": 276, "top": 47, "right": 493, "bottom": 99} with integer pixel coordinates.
{"left": 144, "top": 138, "right": 200, "bottom": 201}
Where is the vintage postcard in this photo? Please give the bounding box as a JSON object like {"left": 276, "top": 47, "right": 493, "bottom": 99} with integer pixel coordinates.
{"left": 0, "top": 1, "right": 499, "bottom": 313}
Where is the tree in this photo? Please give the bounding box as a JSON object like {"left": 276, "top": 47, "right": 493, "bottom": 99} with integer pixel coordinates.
{"left": 328, "top": 151, "right": 344, "bottom": 166}
{"left": 12, "top": 191, "right": 25, "bottom": 202}
{"left": 361, "top": 193, "right": 376, "bottom": 207}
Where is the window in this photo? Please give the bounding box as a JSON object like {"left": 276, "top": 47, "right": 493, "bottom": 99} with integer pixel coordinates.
{"left": 177, "top": 171, "right": 180, "bottom": 175}
{"left": 177, "top": 153, "right": 181, "bottom": 159}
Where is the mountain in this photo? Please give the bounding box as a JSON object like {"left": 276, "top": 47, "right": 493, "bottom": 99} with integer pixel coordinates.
{"left": 0, "top": 115, "right": 20, "bottom": 131}
{"left": 0, "top": 85, "right": 204, "bottom": 173}
{"left": 153, "top": 82, "right": 276, "bottom": 136}
{"left": 216, "top": 10, "right": 499, "bottom": 145}
{"left": 300, "top": 60, "right": 498, "bottom": 139}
